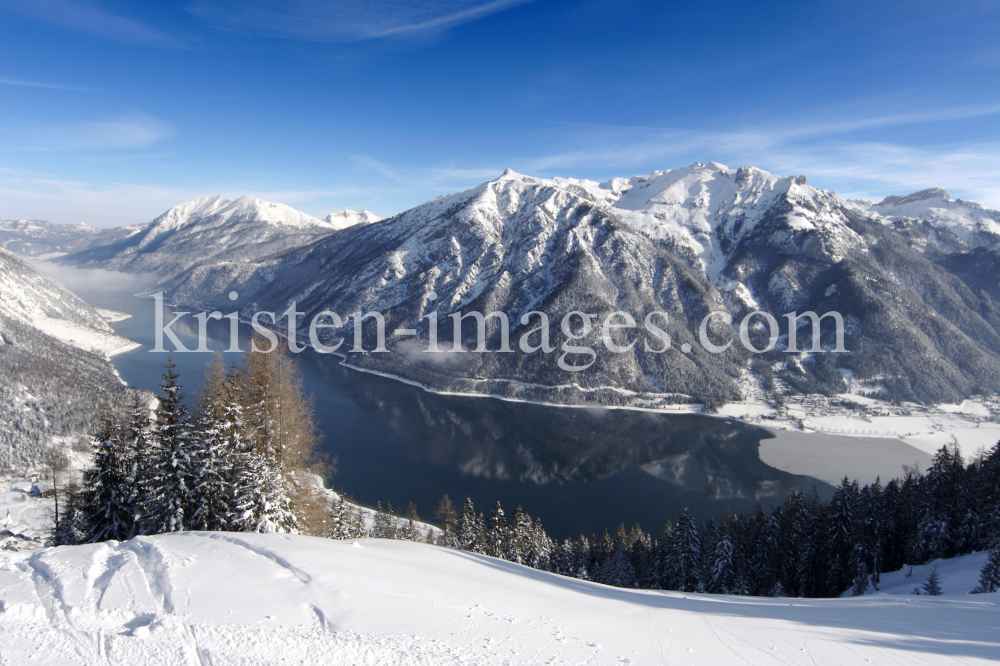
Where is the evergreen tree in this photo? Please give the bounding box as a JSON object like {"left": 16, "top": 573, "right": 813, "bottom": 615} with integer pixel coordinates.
{"left": 598, "top": 526, "right": 636, "bottom": 588}
{"left": 826, "top": 478, "right": 859, "bottom": 595}
{"left": 145, "top": 359, "right": 193, "bottom": 534}
{"left": 185, "top": 412, "right": 232, "bottom": 531}
{"left": 708, "top": 530, "right": 737, "bottom": 594}
{"left": 370, "top": 501, "right": 392, "bottom": 538}
{"left": 458, "top": 497, "right": 481, "bottom": 552}
{"left": 527, "top": 517, "right": 552, "bottom": 570}
{"left": 506, "top": 506, "right": 533, "bottom": 564}
{"left": 487, "top": 502, "right": 507, "bottom": 558}
{"left": 51, "top": 482, "right": 85, "bottom": 546}
{"left": 672, "top": 509, "right": 702, "bottom": 593}
{"left": 922, "top": 567, "right": 942, "bottom": 596}
{"left": 81, "top": 403, "right": 138, "bottom": 543}
{"left": 972, "top": 547, "right": 1000, "bottom": 594}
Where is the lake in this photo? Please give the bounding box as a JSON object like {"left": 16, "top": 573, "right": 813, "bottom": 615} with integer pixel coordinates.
{"left": 60, "top": 266, "right": 834, "bottom": 539}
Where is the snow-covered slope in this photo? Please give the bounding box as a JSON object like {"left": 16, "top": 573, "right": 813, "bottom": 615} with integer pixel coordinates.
{"left": 0, "top": 533, "right": 995, "bottom": 665}
{"left": 0, "top": 249, "right": 137, "bottom": 357}
{"left": 324, "top": 208, "right": 381, "bottom": 229}
{"left": 0, "top": 251, "right": 135, "bottom": 470}
{"left": 848, "top": 549, "right": 994, "bottom": 597}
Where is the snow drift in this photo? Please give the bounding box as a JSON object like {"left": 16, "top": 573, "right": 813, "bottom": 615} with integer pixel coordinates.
{"left": 0, "top": 533, "right": 997, "bottom": 665}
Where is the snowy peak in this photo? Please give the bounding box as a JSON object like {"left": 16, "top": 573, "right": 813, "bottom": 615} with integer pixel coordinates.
{"left": 61, "top": 195, "right": 343, "bottom": 280}
{"left": 148, "top": 195, "right": 329, "bottom": 237}
{"left": 323, "top": 209, "right": 382, "bottom": 230}
{"left": 877, "top": 187, "right": 952, "bottom": 207}
{"left": 865, "top": 187, "right": 1000, "bottom": 241}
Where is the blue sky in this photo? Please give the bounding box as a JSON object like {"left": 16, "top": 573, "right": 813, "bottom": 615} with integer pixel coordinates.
{"left": 2, "top": 0, "right": 999, "bottom": 227}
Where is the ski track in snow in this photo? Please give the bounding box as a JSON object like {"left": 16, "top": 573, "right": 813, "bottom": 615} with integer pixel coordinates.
{"left": 0, "top": 533, "right": 997, "bottom": 665}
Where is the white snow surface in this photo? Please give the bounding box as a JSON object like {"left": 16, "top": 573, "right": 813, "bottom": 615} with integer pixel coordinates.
{"left": 0, "top": 533, "right": 996, "bottom": 665}
{"left": 847, "top": 550, "right": 994, "bottom": 598}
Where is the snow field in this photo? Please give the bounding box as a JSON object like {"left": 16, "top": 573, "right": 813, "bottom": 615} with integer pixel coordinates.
{"left": 0, "top": 532, "right": 997, "bottom": 665}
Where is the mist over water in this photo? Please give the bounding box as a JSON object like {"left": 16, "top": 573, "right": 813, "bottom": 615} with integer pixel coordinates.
{"left": 64, "top": 267, "right": 834, "bottom": 538}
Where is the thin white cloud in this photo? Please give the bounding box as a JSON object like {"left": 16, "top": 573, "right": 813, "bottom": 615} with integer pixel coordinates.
{"left": 3, "top": 0, "right": 188, "bottom": 48}
{"left": 188, "top": 0, "right": 536, "bottom": 43}
{"left": 11, "top": 113, "right": 175, "bottom": 151}
{"left": 0, "top": 76, "right": 96, "bottom": 92}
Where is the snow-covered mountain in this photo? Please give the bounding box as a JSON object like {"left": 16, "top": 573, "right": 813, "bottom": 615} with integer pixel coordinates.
{"left": 0, "top": 249, "right": 134, "bottom": 470}
{"left": 205, "top": 168, "right": 749, "bottom": 408}
{"left": 11, "top": 165, "right": 1000, "bottom": 408}
{"left": 0, "top": 218, "right": 143, "bottom": 258}
{"left": 156, "top": 165, "right": 997, "bottom": 407}
{"left": 859, "top": 187, "right": 1000, "bottom": 245}
{"left": 0, "top": 532, "right": 995, "bottom": 664}
{"left": 59, "top": 195, "right": 344, "bottom": 285}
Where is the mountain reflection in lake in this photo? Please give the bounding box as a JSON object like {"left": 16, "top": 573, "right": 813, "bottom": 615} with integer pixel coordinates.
{"left": 68, "top": 271, "right": 833, "bottom": 540}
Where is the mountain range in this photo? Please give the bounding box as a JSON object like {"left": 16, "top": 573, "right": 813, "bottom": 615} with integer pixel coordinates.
{"left": 5, "top": 163, "right": 1000, "bottom": 410}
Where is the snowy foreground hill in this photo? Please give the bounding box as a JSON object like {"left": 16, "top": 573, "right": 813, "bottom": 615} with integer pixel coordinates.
{"left": 1, "top": 533, "right": 997, "bottom": 665}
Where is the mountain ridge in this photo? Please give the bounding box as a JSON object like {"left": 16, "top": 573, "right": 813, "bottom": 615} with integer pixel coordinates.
{"left": 7, "top": 164, "right": 1000, "bottom": 408}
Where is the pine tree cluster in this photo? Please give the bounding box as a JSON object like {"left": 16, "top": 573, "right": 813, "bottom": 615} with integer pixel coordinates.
{"left": 380, "top": 442, "right": 1000, "bottom": 598}
{"left": 53, "top": 341, "right": 321, "bottom": 545}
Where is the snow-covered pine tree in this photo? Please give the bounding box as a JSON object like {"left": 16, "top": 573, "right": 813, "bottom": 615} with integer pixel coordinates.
{"left": 81, "top": 401, "right": 138, "bottom": 543}
{"left": 370, "top": 501, "right": 392, "bottom": 538}
{"left": 591, "top": 529, "right": 613, "bottom": 580}
{"left": 506, "top": 506, "right": 532, "bottom": 564}
{"left": 672, "top": 508, "right": 702, "bottom": 593}
{"left": 653, "top": 522, "right": 674, "bottom": 589}
{"left": 572, "top": 535, "right": 592, "bottom": 580}
{"left": 751, "top": 512, "right": 781, "bottom": 596}
{"left": 826, "top": 477, "right": 859, "bottom": 595}
{"left": 487, "top": 501, "right": 507, "bottom": 559}
{"left": 851, "top": 545, "right": 870, "bottom": 596}
{"left": 51, "top": 482, "right": 86, "bottom": 546}
{"left": 184, "top": 411, "right": 231, "bottom": 531}
{"left": 629, "top": 525, "right": 656, "bottom": 589}
{"left": 327, "top": 495, "right": 351, "bottom": 539}
{"left": 458, "top": 497, "right": 479, "bottom": 551}
{"left": 123, "top": 389, "right": 155, "bottom": 534}
{"left": 550, "top": 538, "right": 573, "bottom": 576}
{"left": 708, "top": 529, "right": 737, "bottom": 595}
{"left": 880, "top": 478, "right": 908, "bottom": 572}
{"left": 527, "top": 517, "right": 552, "bottom": 570}
{"left": 144, "top": 358, "right": 193, "bottom": 534}
{"left": 598, "top": 525, "right": 636, "bottom": 588}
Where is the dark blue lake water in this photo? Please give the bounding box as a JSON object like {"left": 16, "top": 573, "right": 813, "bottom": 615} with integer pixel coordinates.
{"left": 72, "top": 273, "right": 832, "bottom": 539}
